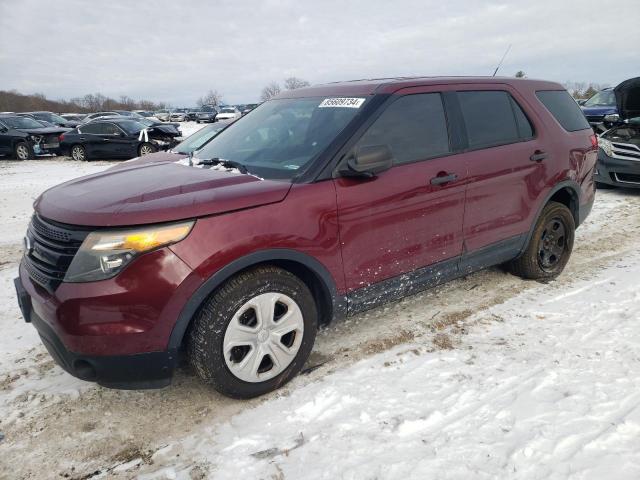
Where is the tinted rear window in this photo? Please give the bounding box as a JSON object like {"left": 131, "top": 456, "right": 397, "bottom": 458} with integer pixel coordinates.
{"left": 536, "top": 90, "right": 591, "bottom": 132}
{"left": 458, "top": 91, "right": 522, "bottom": 149}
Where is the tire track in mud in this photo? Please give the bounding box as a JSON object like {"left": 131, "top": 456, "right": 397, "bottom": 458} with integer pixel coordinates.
{"left": 1, "top": 189, "right": 639, "bottom": 479}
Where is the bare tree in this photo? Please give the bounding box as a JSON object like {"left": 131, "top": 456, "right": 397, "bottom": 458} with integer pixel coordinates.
{"left": 284, "top": 77, "right": 310, "bottom": 90}
{"left": 261, "top": 82, "right": 281, "bottom": 102}
{"left": 197, "top": 90, "right": 223, "bottom": 107}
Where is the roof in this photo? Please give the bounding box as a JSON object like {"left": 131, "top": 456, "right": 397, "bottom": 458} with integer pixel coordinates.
{"left": 276, "top": 76, "right": 564, "bottom": 99}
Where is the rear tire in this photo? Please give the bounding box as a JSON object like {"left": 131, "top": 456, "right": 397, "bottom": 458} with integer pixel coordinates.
{"left": 187, "top": 266, "right": 317, "bottom": 399}
{"left": 506, "top": 201, "right": 575, "bottom": 280}
{"left": 14, "top": 142, "right": 33, "bottom": 160}
{"left": 70, "top": 144, "right": 87, "bottom": 161}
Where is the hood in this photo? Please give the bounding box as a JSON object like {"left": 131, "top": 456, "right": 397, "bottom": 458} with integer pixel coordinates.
{"left": 107, "top": 151, "right": 183, "bottom": 171}
{"left": 614, "top": 77, "right": 640, "bottom": 120}
{"left": 34, "top": 161, "right": 292, "bottom": 227}
{"left": 17, "top": 126, "right": 69, "bottom": 135}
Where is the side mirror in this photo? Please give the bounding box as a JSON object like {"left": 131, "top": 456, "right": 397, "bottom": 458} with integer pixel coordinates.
{"left": 577, "top": 99, "right": 586, "bottom": 106}
{"left": 341, "top": 144, "right": 394, "bottom": 178}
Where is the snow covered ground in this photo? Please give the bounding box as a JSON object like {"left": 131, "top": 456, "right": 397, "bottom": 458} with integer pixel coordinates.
{"left": 0, "top": 150, "right": 639, "bottom": 479}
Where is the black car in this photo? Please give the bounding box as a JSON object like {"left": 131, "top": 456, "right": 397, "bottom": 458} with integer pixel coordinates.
{"left": 0, "top": 115, "right": 69, "bottom": 160}
{"left": 60, "top": 118, "right": 180, "bottom": 161}
{"left": 18, "top": 111, "right": 81, "bottom": 128}
{"left": 594, "top": 77, "right": 640, "bottom": 188}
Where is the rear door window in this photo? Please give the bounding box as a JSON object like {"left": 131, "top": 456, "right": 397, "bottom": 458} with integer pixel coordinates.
{"left": 357, "top": 93, "right": 451, "bottom": 165}
{"left": 536, "top": 90, "right": 591, "bottom": 131}
{"left": 79, "top": 123, "right": 102, "bottom": 134}
{"left": 458, "top": 91, "right": 523, "bottom": 149}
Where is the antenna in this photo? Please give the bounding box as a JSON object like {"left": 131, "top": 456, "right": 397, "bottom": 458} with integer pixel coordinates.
{"left": 492, "top": 44, "right": 512, "bottom": 77}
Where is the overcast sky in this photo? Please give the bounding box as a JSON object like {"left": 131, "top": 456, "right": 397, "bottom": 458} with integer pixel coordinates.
{"left": 1, "top": 0, "right": 638, "bottom": 106}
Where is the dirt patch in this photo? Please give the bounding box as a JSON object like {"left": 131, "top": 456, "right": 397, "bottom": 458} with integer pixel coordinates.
{"left": 432, "top": 333, "right": 454, "bottom": 350}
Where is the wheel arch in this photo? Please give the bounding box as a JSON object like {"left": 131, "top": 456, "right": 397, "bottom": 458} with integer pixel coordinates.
{"left": 168, "top": 249, "right": 347, "bottom": 351}
{"left": 522, "top": 180, "right": 581, "bottom": 253}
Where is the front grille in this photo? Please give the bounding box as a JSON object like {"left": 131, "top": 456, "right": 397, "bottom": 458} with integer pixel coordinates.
{"left": 586, "top": 115, "right": 604, "bottom": 123}
{"left": 611, "top": 142, "right": 640, "bottom": 161}
{"left": 23, "top": 215, "right": 88, "bottom": 292}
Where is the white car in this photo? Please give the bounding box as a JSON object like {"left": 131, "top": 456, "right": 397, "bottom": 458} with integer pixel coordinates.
{"left": 169, "top": 110, "right": 188, "bottom": 122}
{"left": 215, "top": 107, "right": 241, "bottom": 121}
{"left": 155, "top": 110, "right": 171, "bottom": 121}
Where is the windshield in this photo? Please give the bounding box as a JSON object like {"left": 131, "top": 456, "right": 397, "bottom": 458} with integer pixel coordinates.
{"left": 174, "top": 123, "right": 227, "bottom": 153}
{"left": 117, "top": 120, "right": 146, "bottom": 134}
{"left": 584, "top": 90, "right": 616, "bottom": 107}
{"left": 195, "top": 96, "right": 367, "bottom": 180}
{"left": 2, "top": 116, "right": 45, "bottom": 129}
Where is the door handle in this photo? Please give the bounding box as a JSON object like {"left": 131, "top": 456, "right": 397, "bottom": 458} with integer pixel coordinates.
{"left": 530, "top": 150, "right": 548, "bottom": 162}
{"left": 430, "top": 172, "right": 458, "bottom": 185}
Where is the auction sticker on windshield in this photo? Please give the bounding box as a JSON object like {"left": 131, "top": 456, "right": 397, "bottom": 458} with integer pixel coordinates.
{"left": 319, "top": 97, "right": 365, "bottom": 108}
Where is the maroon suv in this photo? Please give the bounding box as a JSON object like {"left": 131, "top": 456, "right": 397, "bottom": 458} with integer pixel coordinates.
{"left": 14, "top": 77, "right": 597, "bottom": 398}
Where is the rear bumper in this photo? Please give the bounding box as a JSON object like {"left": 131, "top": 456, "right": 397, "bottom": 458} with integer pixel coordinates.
{"left": 595, "top": 150, "right": 640, "bottom": 189}
{"left": 14, "top": 275, "right": 176, "bottom": 389}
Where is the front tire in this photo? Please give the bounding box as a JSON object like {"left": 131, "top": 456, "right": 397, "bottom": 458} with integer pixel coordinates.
{"left": 14, "top": 142, "right": 33, "bottom": 160}
{"left": 138, "top": 142, "right": 156, "bottom": 156}
{"left": 187, "top": 266, "right": 317, "bottom": 398}
{"left": 507, "top": 201, "right": 575, "bottom": 280}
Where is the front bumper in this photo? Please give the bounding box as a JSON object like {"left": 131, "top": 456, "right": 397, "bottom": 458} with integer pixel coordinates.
{"left": 15, "top": 246, "right": 199, "bottom": 389}
{"left": 595, "top": 150, "right": 640, "bottom": 188}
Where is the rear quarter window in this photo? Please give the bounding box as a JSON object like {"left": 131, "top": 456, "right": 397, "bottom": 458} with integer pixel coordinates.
{"left": 536, "top": 90, "right": 591, "bottom": 132}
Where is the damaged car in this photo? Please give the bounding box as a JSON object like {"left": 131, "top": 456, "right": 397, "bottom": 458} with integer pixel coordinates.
{"left": 0, "top": 114, "right": 69, "bottom": 160}
{"left": 59, "top": 118, "right": 180, "bottom": 161}
{"left": 594, "top": 77, "right": 640, "bottom": 188}
{"left": 582, "top": 77, "right": 640, "bottom": 133}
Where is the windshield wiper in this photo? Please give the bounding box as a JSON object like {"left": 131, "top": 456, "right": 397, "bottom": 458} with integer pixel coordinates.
{"left": 197, "top": 157, "right": 249, "bottom": 174}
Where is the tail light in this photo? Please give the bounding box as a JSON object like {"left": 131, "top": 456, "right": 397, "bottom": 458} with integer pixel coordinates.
{"left": 58, "top": 133, "right": 65, "bottom": 142}
{"left": 590, "top": 134, "right": 598, "bottom": 149}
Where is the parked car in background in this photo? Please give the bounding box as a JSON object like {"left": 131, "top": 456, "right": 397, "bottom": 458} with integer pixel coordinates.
{"left": 81, "top": 112, "right": 119, "bottom": 123}
{"left": 581, "top": 78, "right": 640, "bottom": 133}
{"left": 133, "top": 110, "right": 157, "bottom": 118}
{"left": 170, "top": 109, "right": 190, "bottom": 122}
{"left": 107, "top": 115, "right": 182, "bottom": 138}
{"left": 18, "top": 111, "right": 80, "bottom": 128}
{"left": 61, "top": 113, "right": 87, "bottom": 123}
{"left": 593, "top": 77, "right": 640, "bottom": 188}
{"left": 196, "top": 105, "right": 220, "bottom": 123}
{"left": 215, "top": 106, "right": 241, "bottom": 121}
{"left": 155, "top": 110, "right": 171, "bottom": 121}
{"left": 111, "top": 121, "right": 230, "bottom": 169}
{"left": 241, "top": 103, "right": 259, "bottom": 115}
{"left": 0, "top": 114, "right": 69, "bottom": 159}
{"left": 14, "top": 77, "right": 597, "bottom": 398}
{"left": 186, "top": 108, "right": 201, "bottom": 121}
{"left": 59, "top": 118, "right": 179, "bottom": 161}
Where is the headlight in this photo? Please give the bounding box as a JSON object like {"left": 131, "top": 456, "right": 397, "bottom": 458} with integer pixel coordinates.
{"left": 599, "top": 138, "right": 613, "bottom": 157}
{"left": 64, "top": 221, "right": 194, "bottom": 282}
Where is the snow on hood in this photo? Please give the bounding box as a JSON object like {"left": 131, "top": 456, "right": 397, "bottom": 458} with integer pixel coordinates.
{"left": 35, "top": 160, "right": 290, "bottom": 227}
